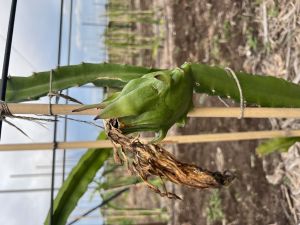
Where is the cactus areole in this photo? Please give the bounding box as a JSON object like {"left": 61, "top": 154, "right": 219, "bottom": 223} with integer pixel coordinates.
{"left": 74, "top": 62, "right": 194, "bottom": 142}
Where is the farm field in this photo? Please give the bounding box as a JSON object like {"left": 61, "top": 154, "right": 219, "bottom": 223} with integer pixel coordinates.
{"left": 121, "top": 1, "right": 299, "bottom": 224}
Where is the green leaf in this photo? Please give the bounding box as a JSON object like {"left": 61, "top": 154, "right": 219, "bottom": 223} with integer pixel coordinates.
{"left": 44, "top": 132, "right": 112, "bottom": 225}
{"left": 256, "top": 137, "right": 300, "bottom": 156}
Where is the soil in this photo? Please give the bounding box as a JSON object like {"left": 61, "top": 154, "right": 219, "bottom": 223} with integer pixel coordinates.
{"left": 107, "top": 0, "right": 297, "bottom": 224}
{"left": 172, "top": 106, "right": 287, "bottom": 225}
{"left": 169, "top": 1, "right": 290, "bottom": 225}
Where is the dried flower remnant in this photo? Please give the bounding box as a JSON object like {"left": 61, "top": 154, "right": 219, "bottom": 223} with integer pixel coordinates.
{"left": 105, "top": 119, "right": 235, "bottom": 199}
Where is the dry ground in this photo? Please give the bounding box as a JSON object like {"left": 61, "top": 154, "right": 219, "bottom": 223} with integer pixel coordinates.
{"left": 107, "top": 0, "right": 300, "bottom": 224}
{"left": 169, "top": 1, "right": 300, "bottom": 225}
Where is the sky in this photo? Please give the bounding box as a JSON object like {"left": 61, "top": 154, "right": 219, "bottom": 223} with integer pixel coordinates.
{"left": 0, "top": 0, "right": 106, "bottom": 224}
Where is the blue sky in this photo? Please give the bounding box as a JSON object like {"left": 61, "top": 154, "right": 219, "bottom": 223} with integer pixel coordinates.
{"left": 0, "top": 0, "right": 106, "bottom": 224}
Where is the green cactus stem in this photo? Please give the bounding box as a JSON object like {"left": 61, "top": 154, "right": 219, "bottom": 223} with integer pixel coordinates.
{"left": 4, "top": 63, "right": 158, "bottom": 103}
{"left": 4, "top": 62, "right": 300, "bottom": 109}
{"left": 191, "top": 64, "right": 300, "bottom": 107}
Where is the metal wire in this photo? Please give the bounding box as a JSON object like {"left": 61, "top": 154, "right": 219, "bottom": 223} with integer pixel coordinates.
{"left": 0, "top": 186, "right": 98, "bottom": 194}
{"left": 0, "top": 0, "right": 18, "bottom": 139}
{"left": 62, "top": 0, "right": 74, "bottom": 184}
{"left": 50, "top": 0, "right": 64, "bottom": 224}
{"left": 67, "top": 188, "right": 129, "bottom": 225}
{"left": 67, "top": 0, "right": 74, "bottom": 67}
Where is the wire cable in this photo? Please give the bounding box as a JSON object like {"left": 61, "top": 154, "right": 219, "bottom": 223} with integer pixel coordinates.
{"left": 62, "top": 0, "right": 74, "bottom": 183}
{"left": 68, "top": 188, "right": 129, "bottom": 225}
{"left": 50, "top": 0, "right": 64, "bottom": 224}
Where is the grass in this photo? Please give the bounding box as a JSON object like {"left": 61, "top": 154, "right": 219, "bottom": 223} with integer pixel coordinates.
{"left": 267, "top": 6, "right": 279, "bottom": 17}
{"left": 207, "top": 189, "right": 225, "bottom": 223}
{"left": 222, "top": 20, "right": 232, "bottom": 41}
{"left": 246, "top": 29, "right": 258, "bottom": 51}
{"left": 211, "top": 35, "right": 221, "bottom": 60}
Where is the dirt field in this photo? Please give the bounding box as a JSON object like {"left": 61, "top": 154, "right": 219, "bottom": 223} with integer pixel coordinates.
{"left": 108, "top": 0, "right": 300, "bottom": 224}
{"left": 168, "top": 1, "right": 299, "bottom": 225}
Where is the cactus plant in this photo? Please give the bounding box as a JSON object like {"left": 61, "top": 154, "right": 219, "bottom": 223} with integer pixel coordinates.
{"left": 191, "top": 64, "right": 300, "bottom": 107}
{"left": 5, "top": 63, "right": 158, "bottom": 102}
{"left": 5, "top": 62, "right": 300, "bottom": 142}
{"left": 6, "top": 62, "right": 300, "bottom": 107}
{"left": 256, "top": 137, "right": 300, "bottom": 156}
{"left": 73, "top": 62, "right": 193, "bottom": 142}
{"left": 23, "top": 61, "right": 300, "bottom": 224}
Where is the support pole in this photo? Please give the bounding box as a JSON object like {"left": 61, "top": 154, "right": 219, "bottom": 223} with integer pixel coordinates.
{"left": 4, "top": 103, "right": 300, "bottom": 118}
{"left": 0, "top": 0, "right": 18, "bottom": 138}
{"left": 50, "top": 1, "right": 64, "bottom": 224}
{"left": 0, "top": 129, "right": 300, "bottom": 151}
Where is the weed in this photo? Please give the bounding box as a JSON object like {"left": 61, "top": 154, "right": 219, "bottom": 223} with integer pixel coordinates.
{"left": 211, "top": 35, "right": 221, "bottom": 59}
{"left": 107, "top": 218, "right": 134, "bottom": 225}
{"left": 268, "top": 6, "right": 279, "bottom": 17}
{"left": 283, "top": 175, "right": 291, "bottom": 186}
{"left": 263, "top": 41, "right": 272, "bottom": 53}
{"left": 246, "top": 29, "right": 258, "bottom": 51}
{"left": 174, "top": 46, "right": 181, "bottom": 55}
{"left": 255, "top": 0, "right": 263, "bottom": 5}
{"left": 222, "top": 20, "right": 231, "bottom": 40}
{"left": 207, "top": 189, "right": 225, "bottom": 223}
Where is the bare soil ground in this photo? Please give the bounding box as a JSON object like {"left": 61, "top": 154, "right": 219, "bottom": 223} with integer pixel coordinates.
{"left": 168, "top": 1, "right": 299, "bottom": 225}
{"left": 109, "top": 0, "right": 300, "bottom": 224}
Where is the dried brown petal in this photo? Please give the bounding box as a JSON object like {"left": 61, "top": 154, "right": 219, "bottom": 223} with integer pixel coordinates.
{"left": 105, "top": 119, "right": 235, "bottom": 199}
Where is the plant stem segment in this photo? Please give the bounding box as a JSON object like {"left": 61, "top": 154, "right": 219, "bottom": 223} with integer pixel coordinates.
{"left": 191, "top": 64, "right": 300, "bottom": 107}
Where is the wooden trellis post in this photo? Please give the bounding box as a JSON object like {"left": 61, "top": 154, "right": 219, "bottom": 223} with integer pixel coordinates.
{"left": 4, "top": 103, "right": 300, "bottom": 118}
{"left": 1, "top": 103, "right": 300, "bottom": 151}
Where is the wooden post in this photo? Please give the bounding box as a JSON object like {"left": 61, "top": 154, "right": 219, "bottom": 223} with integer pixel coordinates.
{"left": 0, "top": 130, "right": 300, "bottom": 151}
{"left": 5, "top": 103, "right": 300, "bottom": 118}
